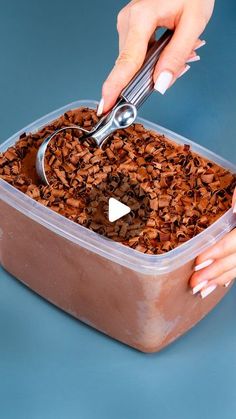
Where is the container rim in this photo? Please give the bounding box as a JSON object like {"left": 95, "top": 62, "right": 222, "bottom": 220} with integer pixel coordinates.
{"left": 1, "top": 99, "right": 236, "bottom": 275}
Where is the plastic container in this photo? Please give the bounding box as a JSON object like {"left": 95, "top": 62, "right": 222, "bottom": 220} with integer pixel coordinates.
{"left": 1, "top": 99, "right": 236, "bottom": 352}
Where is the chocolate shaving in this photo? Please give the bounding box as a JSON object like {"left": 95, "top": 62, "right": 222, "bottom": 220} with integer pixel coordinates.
{"left": 201, "top": 173, "right": 215, "bottom": 184}
{"left": 0, "top": 106, "right": 235, "bottom": 255}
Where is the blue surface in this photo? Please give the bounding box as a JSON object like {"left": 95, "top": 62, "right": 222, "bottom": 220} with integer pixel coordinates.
{"left": 0, "top": 1, "right": 236, "bottom": 418}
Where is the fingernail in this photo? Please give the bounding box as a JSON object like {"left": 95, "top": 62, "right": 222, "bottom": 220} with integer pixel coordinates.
{"left": 224, "top": 281, "right": 232, "bottom": 288}
{"left": 201, "top": 284, "right": 217, "bottom": 299}
{"left": 233, "top": 202, "right": 236, "bottom": 213}
{"left": 154, "top": 71, "right": 173, "bottom": 95}
{"left": 97, "top": 98, "right": 104, "bottom": 116}
{"left": 192, "top": 280, "right": 208, "bottom": 295}
{"left": 187, "top": 55, "right": 200, "bottom": 63}
{"left": 194, "top": 259, "right": 214, "bottom": 272}
{"left": 178, "top": 65, "right": 190, "bottom": 78}
{"left": 195, "top": 40, "right": 206, "bottom": 51}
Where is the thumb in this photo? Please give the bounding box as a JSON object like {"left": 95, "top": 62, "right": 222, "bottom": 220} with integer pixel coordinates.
{"left": 153, "top": 12, "right": 207, "bottom": 94}
{"left": 100, "top": 19, "right": 156, "bottom": 114}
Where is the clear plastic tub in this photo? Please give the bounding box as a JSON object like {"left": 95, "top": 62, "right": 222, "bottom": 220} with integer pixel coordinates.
{"left": 1, "top": 99, "right": 236, "bottom": 352}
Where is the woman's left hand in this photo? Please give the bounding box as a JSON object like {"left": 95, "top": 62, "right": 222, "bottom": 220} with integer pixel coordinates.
{"left": 190, "top": 188, "right": 236, "bottom": 298}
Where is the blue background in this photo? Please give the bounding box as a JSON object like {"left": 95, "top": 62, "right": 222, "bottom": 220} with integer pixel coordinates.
{"left": 0, "top": 0, "right": 236, "bottom": 418}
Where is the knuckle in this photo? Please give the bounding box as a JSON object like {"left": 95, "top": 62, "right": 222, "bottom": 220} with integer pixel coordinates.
{"left": 129, "top": 2, "right": 143, "bottom": 17}
{"left": 218, "top": 274, "right": 231, "bottom": 286}
{"left": 196, "top": 14, "right": 208, "bottom": 27}
{"left": 166, "top": 52, "right": 185, "bottom": 72}
{"left": 117, "top": 8, "right": 126, "bottom": 31}
{"left": 220, "top": 238, "right": 228, "bottom": 256}
{"left": 116, "top": 50, "right": 140, "bottom": 68}
{"left": 188, "top": 12, "right": 208, "bottom": 31}
{"left": 224, "top": 273, "right": 232, "bottom": 283}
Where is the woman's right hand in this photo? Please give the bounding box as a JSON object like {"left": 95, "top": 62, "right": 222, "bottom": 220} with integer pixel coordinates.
{"left": 98, "top": 0, "right": 215, "bottom": 116}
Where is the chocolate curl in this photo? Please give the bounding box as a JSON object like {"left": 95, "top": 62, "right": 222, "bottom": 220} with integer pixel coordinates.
{"left": 219, "top": 173, "right": 235, "bottom": 189}
{"left": 145, "top": 143, "right": 156, "bottom": 154}
{"left": 63, "top": 162, "right": 77, "bottom": 173}
{"left": 119, "top": 161, "right": 137, "bottom": 173}
{"left": 136, "top": 157, "right": 146, "bottom": 166}
{"left": 201, "top": 173, "right": 215, "bottom": 184}
{"left": 38, "top": 199, "right": 49, "bottom": 206}
{"left": 0, "top": 156, "right": 8, "bottom": 167}
{"left": 26, "top": 185, "right": 40, "bottom": 199}
{"left": 66, "top": 198, "right": 81, "bottom": 208}
{"left": 90, "top": 155, "right": 102, "bottom": 165}
{"left": 150, "top": 198, "right": 158, "bottom": 211}
{"left": 4, "top": 149, "right": 18, "bottom": 161}
{"left": 143, "top": 228, "right": 158, "bottom": 239}
{"left": 161, "top": 241, "right": 173, "bottom": 252}
{"left": 112, "top": 138, "right": 123, "bottom": 150}
{"left": 1, "top": 174, "right": 15, "bottom": 182}
{"left": 54, "top": 169, "right": 69, "bottom": 187}
{"left": 134, "top": 244, "right": 147, "bottom": 253}
{"left": 160, "top": 230, "right": 171, "bottom": 242}
{"left": 51, "top": 189, "right": 65, "bottom": 198}
{"left": 106, "top": 148, "right": 116, "bottom": 161}
{"left": 119, "top": 224, "right": 128, "bottom": 238}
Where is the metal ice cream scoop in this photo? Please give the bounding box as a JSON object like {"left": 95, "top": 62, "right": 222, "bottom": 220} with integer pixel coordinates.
{"left": 36, "top": 29, "right": 173, "bottom": 184}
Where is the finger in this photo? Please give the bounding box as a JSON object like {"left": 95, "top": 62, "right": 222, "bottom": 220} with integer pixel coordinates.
{"left": 194, "top": 229, "right": 236, "bottom": 268}
{"left": 199, "top": 269, "right": 236, "bottom": 299}
{"left": 120, "top": 28, "right": 158, "bottom": 73}
{"left": 168, "top": 64, "right": 191, "bottom": 88}
{"left": 184, "top": 39, "right": 205, "bottom": 68}
{"left": 171, "top": 47, "right": 203, "bottom": 87}
{"left": 211, "top": 269, "right": 236, "bottom": 287}
{"left": 186, "top": 51, "right": 200, "bottom": 63}
{"left": 194, "top": 39, "right": 206, "bottom": 51}
{"left": 101, "top": 10, "right": 157, "bottom": 114}
{"left": 232, "top": 188, "right": 236, "bottom": 211}
{"left": 118, "top": 28, "right": 129, "bottom": 54}
{"left": 120, "top": 29, "right": 157, "bottom": 72}
{"left": 190, "top": 253, "right": 236, "bottom": 289}
{"left": 117, "top": 6, "right": 130, "bottom": 52}
{"left": 170, "top": 49, "right": 202, "bottom": 89}
{"left": 153, "top": 10, "right": 207, "bottom": 94}
{"left": 177, "top": 64, "right": 191, "bottom": 79}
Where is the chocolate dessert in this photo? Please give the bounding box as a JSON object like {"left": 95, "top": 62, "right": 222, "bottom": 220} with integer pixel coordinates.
{"left": 1, "top": 105, "right": 236, "bottom": 352}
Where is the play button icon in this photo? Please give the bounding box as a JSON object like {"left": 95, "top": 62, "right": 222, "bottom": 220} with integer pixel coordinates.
{"left": 108, "top": 198, "right": 131, "bottom": 222}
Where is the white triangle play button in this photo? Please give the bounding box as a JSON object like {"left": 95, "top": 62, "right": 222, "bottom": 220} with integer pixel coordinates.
{"left": 108, "top": 198, "right": 131, "bottom": 222}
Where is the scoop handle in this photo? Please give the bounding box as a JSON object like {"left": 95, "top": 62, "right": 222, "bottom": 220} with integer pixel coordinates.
{"left": 120, "top": 29, "right": 173, "bottom": 108}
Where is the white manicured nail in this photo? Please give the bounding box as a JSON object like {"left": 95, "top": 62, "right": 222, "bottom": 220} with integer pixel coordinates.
{"left": 178, "top": 65, "right": 190, "bottom": 78}
{"left": 187, "top": 55, "right": 200, "bottom": 63}
{"left": 195, "top": 40, "right": 206, "bottom": 51}
{"left": 224, "top": 281, "right": 232, "bottom": 288}
{"left": 233, "top": 202, "right": 236, "bottom": 213}
{"left": 154, "top": 71, "right": 173, "bottom": 95}
{"left": 201, "top": 284, "right": 217, "bottom": 299}
{"left": 194, "top": 259, "right": 214, "bottom": 272}
{"left": 192, "top": 280, "right": 208, "bottom": 295}
{"left": 97, "top": 98, "right": 104, "bottom": 116}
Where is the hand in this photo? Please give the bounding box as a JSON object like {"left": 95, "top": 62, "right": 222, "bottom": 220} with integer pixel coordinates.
{"left": 97, "top": 0, "right": 215, "bottom": 115}
{"left": 190, "top": 189, "right": 236, "bottom": 298}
